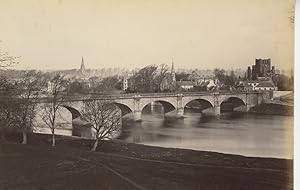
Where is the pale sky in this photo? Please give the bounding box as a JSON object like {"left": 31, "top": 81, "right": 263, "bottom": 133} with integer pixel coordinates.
{"left": 0, "top": 0, "right": 294, "bottom": 70}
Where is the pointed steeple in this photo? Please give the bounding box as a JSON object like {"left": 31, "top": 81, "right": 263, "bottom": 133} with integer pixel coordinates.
{"left": 80, "top": 57, "right": 85, "bottom": 70}
{"left": 171, "top": 58, "right": 174, "bottom": 73}
{"left": 80, "top": 56, "right": 86, "bottom": 75}
{"left": 171, "top": 58, "right": 176, "bottom": 82}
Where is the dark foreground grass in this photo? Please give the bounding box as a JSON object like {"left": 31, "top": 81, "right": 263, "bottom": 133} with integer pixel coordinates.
{"left": 0, "top": 133, "right": 293, "bottom": 190}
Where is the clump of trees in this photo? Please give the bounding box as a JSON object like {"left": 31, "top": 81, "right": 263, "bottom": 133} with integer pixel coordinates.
{"left": 0, "top": 70, "right": 46, "bottom": 144}
{"left": 15, "top": 71, "right": 46, "bottom": 144}
{"left": 68, "top": 80, "right": 89, "bottom": 94}
{"left": 93, "top": 75, "right": 122, "bottom": 93}
{"left": 0, "top": 77, "right": 19, "bottom": 140}
{"left": 0, "top": 48, "right": 72, "bottom": 145}
{"left": 128, "top": 65, "right": 158, "bottom": 93}
{"left": 176, "top": 72, "right": 190, "bottom": 81}
{"left": 213, "top": 69, "right": 237, "bottom": 90}
{"left": 0, "top": 48, "right": 48, "bottom": 144}
{"left": 275, "top": 74, "right": 294, "bottom": 91}
{"left": 0, "top": 71, "right": 120, "bottom": 150}
{"left": 67, "top": 75, "right": 122, "bottom": 94}
{"left": 126, "top": 64, "right": 174, "bottom": 93}
{"left": 0, "top": 47, "right": 19, "bottom": 140}
{"left": 0, "top": 45, "right": 121, "bottom": 150}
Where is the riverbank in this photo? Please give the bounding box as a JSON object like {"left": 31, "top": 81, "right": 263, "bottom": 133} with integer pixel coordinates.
{"left": 249, "top": 103, "right": 293, "bottom": 116}
{"left": 0, "top": 133, "right": 293, "bottom": 190}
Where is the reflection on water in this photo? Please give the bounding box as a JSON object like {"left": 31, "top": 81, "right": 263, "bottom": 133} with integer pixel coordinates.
{"left": 35, "top": 104, "right": 293, "bottom": 159}
{"left": 118, "top": 105, "right": 293, "bottom": 159}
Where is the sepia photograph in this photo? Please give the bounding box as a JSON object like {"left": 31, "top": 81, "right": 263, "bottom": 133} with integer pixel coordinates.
{"left": 0, "top": 0, "right": 295, "bottom": 189}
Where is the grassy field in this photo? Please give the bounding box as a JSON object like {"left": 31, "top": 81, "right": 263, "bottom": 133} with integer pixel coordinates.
{"left": 0, "top": 133, "right": 293, "bottom": 190}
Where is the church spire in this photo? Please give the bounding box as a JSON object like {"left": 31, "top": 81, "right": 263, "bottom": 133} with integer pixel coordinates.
{"left": 171, "top": 58, "right": 174, "bottom": 73}
{"left": 80, "top": 56, "right": 86, "bottom": 75}
{"left": 171, "top": 58, "right": 176, "bottom": 82}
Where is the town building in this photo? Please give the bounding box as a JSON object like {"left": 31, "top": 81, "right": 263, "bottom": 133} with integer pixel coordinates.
{"left": 235, "top": 82, "right": 252, "bottom": 91}
{"left": 122, "top": 76, "right": 129, "bottom": 91}
{"left": 244, "top": 81, "right": 260, "bottom": 90}
{"left": 206, "top": 79, "right": 219, "bottom": 90}
{"left": 122, "top": 73, "right": 134, "bottom": 91}
{"left": 243, "top": 58, "right": 278, "bottom": 92}
{"left": 177, "top": 80, "right": 194, "bottom": 90}
{"left": 254, "top": 81, "right": 277, "bottom": 91}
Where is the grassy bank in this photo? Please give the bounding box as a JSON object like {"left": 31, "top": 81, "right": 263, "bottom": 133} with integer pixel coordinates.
{"left": 249, "top": 103, "right": 293, "bottom": 116}
{"left": 0, "top": 133, "right": 293, "bottom": 190}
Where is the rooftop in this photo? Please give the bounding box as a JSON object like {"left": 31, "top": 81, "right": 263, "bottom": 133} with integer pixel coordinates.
{"left": 177, "top": 81, "right": 194, "bottom": 86}
{"left": 256, "top": 81, "right": 276, "bottom": 88}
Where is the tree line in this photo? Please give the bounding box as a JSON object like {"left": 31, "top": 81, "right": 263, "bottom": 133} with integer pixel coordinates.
{"left": 0, "top": 71, "right": 120, "bottom": 151}
{"left": 0, "top": 51, "right": 120, "bottom": 151}
{"left": 125, "top": 66, "right": 240, "bottom": 92}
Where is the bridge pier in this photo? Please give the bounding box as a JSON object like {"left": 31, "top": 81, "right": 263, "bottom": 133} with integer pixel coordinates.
{"left": 133, "top": 111, "right": 142, "bottom": 122}
{"left": 213, "top": 106, "right": 221, "bottom": 116}
{"left": 246, "top": 104, "right": 254, "bottom": 112}
{"left": 176, "top": 108, "right": 184, "bottom": 118}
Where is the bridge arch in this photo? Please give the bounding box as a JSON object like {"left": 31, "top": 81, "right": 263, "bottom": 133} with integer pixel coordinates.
{"left": 220, "top": 96, "right": 246, "bottom": 106}
{"left": 60, "top": 104, "right": 86, "bottom": 137}
{"left": 182, "top": 96, "right": 214, "bottom": 109}
{"left": 140, "top": 100, "right": 177, "bottom": 114}
{"left": 62, "top": 105, "right": 82, "bottom": 119}
{"left": 64, "top": 100, "right": 133, "bottom": 118}
{"left": 183, "top": 98, "right": 214, "bottom": 111}
{"left": 220, "top": 96, "right": 246, "bottom": 113}
{"left": 113, "top": 102, "right": 133, "bottom": 116}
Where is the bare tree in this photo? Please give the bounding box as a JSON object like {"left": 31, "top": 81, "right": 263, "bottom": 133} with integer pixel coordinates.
{"left": 81, "top": 99, "right": 121, "bottom": 151}
{"left": 188, "top": 70, "right": 200, "bottom": 83}
{"left": 15, "top": 70, "right": 46, "bottom": 144}
{"left": 129, "top": 65, "right": 158, "bottom": 93}
{"left": 40, "top": 73, "right": 68, "bottom": 147}
{"left": 155, "top": 64, "right": 169, "bottom": 92}
{"left": 0, "top": 44, "right": 19, "bottom": 69}
{"left": 0, "top": 77, "right": 19, "bottom": 140}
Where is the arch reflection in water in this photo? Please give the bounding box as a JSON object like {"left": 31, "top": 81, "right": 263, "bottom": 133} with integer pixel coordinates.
{"left": 220, "top": 97, "right": 246, "bottom": 113}
{"left": 141, "top": 101, "right": 177, "bottom": 120}
{"left": 119, "top": 104, "right": 292, "bottom": 159}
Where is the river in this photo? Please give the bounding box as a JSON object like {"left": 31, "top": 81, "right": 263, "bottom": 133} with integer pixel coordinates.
{"left": 35, "top": 104, "right": 293, "bottom": 159}
{"left": 118, "top": 104, "right": 293, "bottom": 159}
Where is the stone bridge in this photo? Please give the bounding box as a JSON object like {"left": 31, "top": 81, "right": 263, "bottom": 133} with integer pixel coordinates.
{"left": 35, "top": 91, "right": 263, "bottom": 129}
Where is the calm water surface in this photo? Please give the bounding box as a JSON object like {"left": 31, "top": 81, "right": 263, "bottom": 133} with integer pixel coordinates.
{"left": 35, "top": 105, "right": 293, "bottom": 159}
{"left": 118, "top": 105, "right": 293, "bottom": 159}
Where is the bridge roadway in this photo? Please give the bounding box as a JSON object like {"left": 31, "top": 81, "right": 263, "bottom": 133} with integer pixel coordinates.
{"left": 36, "top": 91, "right": 263, "bottom": 122}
